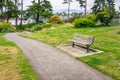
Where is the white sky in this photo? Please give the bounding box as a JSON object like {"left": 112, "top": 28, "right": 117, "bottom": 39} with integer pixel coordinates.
{"left": 23, "top": 0, "right": 120, "bottom": 13}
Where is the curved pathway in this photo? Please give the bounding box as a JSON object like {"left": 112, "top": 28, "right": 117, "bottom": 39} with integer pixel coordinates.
{"left": 4, "top": 33, "right": 114, "bottom": 80}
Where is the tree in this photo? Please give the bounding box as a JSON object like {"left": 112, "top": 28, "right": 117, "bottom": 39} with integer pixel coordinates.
{"left": 92, "top": 0, "right": 115, "bottom": 25}
{"left": 76, "top": 0, "right": 87, "bottom": 16}
{"left": 63, "top": 0, "right": 72, "bottom": 19}
{"left": 41, "top": 0, "right": 53, "bottom": 18}
{"left": 92, "top": 0, "right": 115, "bottom": 14}
{"left": 27, "top": 0, "right": 53, "bottom": 22}
{"left": 0, "top": 0, "right": 20, "bottom": 22}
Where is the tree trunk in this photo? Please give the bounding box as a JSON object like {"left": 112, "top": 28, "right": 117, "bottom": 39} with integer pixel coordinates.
{"left": 36, "top": 0, "right": 40, "bottom": 22}
{"left": 15, "top": 17, "right": 18, "bottom": 26}
{"left": 68, "top": 1, "right": 70, "bottom": 19}
{"left": 7, "top": 16, "right": 9, "bottom": 22}
{"left": 15, "top": 0, "right": 18, "bottom": 26}
{"left": 20, "top": 0, "right": 23, "bottom": 25}
{"left": 84, "top": 0, "right": 87, "bottom": 16}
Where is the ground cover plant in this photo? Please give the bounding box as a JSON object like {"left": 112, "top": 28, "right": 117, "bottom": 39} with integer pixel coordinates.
{"left": 0, "top": 33, "right": 38, "bottom": 80}
{"left": 21, "top": 25, "right": 120, "bottom": 80}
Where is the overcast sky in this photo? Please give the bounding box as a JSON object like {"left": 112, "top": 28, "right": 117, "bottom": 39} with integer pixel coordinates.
{"left": 23, "top": 0, "right": 120, "bottom": 13}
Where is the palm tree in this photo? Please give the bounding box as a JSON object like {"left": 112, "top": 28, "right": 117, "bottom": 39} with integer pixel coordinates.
{"left": 63, "top": 0, "right": 72, "bottom": 19}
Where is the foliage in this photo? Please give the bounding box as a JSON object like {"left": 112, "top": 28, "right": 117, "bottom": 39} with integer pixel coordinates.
{"left": 21, "top": 25, "right": 120, "bottom": 80}
{"left": 21, "top": 23, "right": 36, "bottom": 30}
{"left": 27, "top": 0, "right": 53, "bottom": 22}
{"left": 0, "top": 22, "right": 16, "bottom": 32}
{"left": 92, "top": 0, "right": 115, "bottom": 14}
{"left": 20, "top": 22, "right": 52, "bottom": 31}
{"left": 64, "top": 17, "right": 75, "bottom": 23}
{"left": 19, "top": 22, "right": 42, "bottom": 31}
{"left": 64, "top": 12, "right": 82, "bottom": 23}
{"left": 71, "top": 12, "right": 82, "bottom": 18}
{"left": 74, "top": 18, "right": 96, "bottom": 28}
{"left": 33, "top": 24, "right": 42, "bottom": 31}
{"left": 0, "top": 0, "right": 20, "bottom": 21}
{"left": 91, "top": 0, "right": 115, "bottom": 25}
{"left": 85, "top": 14, "right": 97, "bottom": 22}
{"left": 96, "top": 7, "right": 112, "bottom": 25}
{"left": 47, "top": 15, "right": 64, "bottom": 24}
{"left": 76, "top": 0, "right": 85, "bottom": 7}
{"left": 41, "top": 23, "right": 52, "bottom": 28}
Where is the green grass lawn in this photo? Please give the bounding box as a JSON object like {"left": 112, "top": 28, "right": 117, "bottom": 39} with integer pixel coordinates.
{"left": 21, "top": 25, "right": 120, "bottom": 80}
{"left": 0, "top": 33, "right": 38, "bottom": 80}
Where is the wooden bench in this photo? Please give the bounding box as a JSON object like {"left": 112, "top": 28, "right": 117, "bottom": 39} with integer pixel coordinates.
{"left": 70, "top": 34, "right": 94, "bottom": 53}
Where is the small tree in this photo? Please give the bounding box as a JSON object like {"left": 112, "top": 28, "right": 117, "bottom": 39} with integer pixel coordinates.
{"left": 0, "top": 0, "right": 20, "bottom": 22}
{"left": 97, "top": 6, "right": 112, "bottom": 25}
{"left": 27, "top": 0, "right": 53, "bottom": 22}
{"left": 92, "top": 0, "right": 115, "bottom": 25}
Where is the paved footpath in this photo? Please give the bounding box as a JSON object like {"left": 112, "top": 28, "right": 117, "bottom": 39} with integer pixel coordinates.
{"left": 4, "top": 33, "right": 114, "bottom": 80}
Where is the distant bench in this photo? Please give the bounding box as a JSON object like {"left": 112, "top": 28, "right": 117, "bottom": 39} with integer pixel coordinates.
{"left": 69, "top": 34, "right": 94, "bottom": 53}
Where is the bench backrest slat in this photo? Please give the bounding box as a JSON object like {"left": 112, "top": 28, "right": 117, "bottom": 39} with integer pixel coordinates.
{"left": 73, "top": 34, "right": 94, "bottom": 45}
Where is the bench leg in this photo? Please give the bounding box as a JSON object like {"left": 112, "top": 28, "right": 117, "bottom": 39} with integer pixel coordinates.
{"left": 87, "top": 46, "right": 89, "bottom": 53}
{"left": 72, "top": 42, "right": 75, "bottom": 47}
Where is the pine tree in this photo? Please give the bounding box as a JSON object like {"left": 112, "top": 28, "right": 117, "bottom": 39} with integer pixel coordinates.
{"left": 27, "top": 0, "right": 52, "bottom": 22}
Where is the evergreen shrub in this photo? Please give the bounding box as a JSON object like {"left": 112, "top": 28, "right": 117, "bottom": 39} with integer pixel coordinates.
{"left": 74, "top": 18, "right": 96, "bottom": 28}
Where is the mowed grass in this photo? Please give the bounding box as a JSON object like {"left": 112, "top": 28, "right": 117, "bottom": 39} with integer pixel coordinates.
{"left": 0, "top": 33, "right": 38, "bottom": 80}
{"left": 21, "top": 25, "right": 120, "bottom": 80}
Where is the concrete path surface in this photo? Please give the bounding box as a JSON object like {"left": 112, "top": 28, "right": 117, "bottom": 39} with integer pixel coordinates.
{"left": 4, "top": 33, "right": 114, "bottom": 80}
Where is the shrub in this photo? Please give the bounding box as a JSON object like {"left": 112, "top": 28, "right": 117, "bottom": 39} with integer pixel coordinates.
{"left": 21, "top": 23, "right": 36, "bottom": 30}
{"left": 96, "top": 6, "right": 114, "bottom": 25}
{"left": 74, "top": 18, "right": 96, "bottom": 28}
{"left": 64, "top": 17, "right": 75, "bottom": 23}
{"left": 0, "top": 22, "right": 16, "bottom": 32}
{"left": 20, "top": 22, "right": 43, "bottom": 31}
{"left": 41, "top": 23, "right": 52, "bottom": 28}
{"left": 47, "top": 15, "right": 64, "bottom": 24}
{"left": 85, "top": 14, "right": 97, "bottom": 22}
{"left": 33, "top": 24, "right": 42, "bottom": 31}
